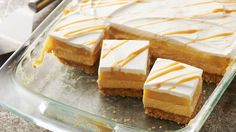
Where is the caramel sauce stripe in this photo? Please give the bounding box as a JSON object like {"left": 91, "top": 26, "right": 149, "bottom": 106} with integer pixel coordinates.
{"left": 95, "top": 1, "right": 130, "bottom": 8}
{"left": 134, "top": 7, "right": 236, "bottom": 29}
{"left": 184, "top": 1, "right": 213, "bottom": 7}
{"left": 32, "top": 49, "right": 46, "bottom": 68}
{"left": 111, "top": 45, "right": 149, "bottom": 71}
{"left": 32, "top": 37, "right": 54, "bottom": 68}
{"left": 190, "top": 8, "right": 236, "bottom": 18}
{"left": 151, "top": 61, "right": 179, "bottom": 75}
{"left": 188, "top": 32, "right": 233, "bottom": 44}
{"left": 155, "top": 71, "right": 199, "bottom": 89}
{"left": 163, "top": 29, "right": 200, "bottom": 36}
{"left": 146, "top": 65, "right": 185, "bottom": 83}
{"left": 131, "top": 17, "right": 233, "bottom": 49}
{"left": 213, "top": 8, "right": 236, "bottom": 14}
{"left": 81, "top": 0, "right": 131, "bottom": 8}
{"left": 54, "top": 17, "right": 109, "bottom": 32}
{"left": 168, "top": 76, "right": 200, "bottom": 90}
{"left": 134, "top": 18, "right": 180, "bottom": 28}
{"left": 101, "top": 40, "right": 129, "bottom": 59}
{"left": 81, "top": 40, "right": 97, "bottom": 45}
{"left": 64, "top": 25, "right": 106, "bottom": 39}
{"left": 183, "top": 1, "right": 236, "bottom": 7}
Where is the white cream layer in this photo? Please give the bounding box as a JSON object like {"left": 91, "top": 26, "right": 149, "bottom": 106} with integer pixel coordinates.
{"left": 144, "top": 58, "right": 203, "bottom": 101}
{"left": 49, "top": 12, "right": 106, "bottom": 53}
{"left": 99, "top": 40, "right": 149, "bottom": 75}
{"left": 80, "top": 0, "right": 136, "bottom": 18}
{"left": 107, "top": 0, "right": 236, "bottom": 58}
{"left": 51, "top": 0, "right": 236, "bottom": 57}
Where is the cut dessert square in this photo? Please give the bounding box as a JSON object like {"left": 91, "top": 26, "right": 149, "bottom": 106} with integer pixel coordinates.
{"left": 143, "top": 58, "right": 203, "bottom": 124}
{"left": 97, "top": 40, "right": 150, "bottom": 97}
{"left": 33, "top": 13, "right": 107, "bottom": 73}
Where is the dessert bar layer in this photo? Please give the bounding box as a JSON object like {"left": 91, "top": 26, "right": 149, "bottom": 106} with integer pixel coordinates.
{"left": 144, "top": 94, "right": 202, "bottom": 124}
{"left": 99, "top": 88, "right": 143, "bottom": 97}
{"left": 109, "top": 26, "right": 231, "bottom": 83}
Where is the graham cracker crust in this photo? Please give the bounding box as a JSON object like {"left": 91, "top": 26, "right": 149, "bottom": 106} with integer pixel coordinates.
{"left": 58, "top": 57, "right": 98, "bottom": 74}
{"left": 99, "top": 88, "right": 143, "bottom": 97}
{"left": 203, "top": 72, "right": 222, "bottom": 84}
{"left": 144, "top": 94, "right": 202, "bottom": 124}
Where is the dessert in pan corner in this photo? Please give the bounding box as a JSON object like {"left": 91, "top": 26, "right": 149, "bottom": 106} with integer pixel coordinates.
{"left": 33, "top": 0, "right": 236, "bottom": 124}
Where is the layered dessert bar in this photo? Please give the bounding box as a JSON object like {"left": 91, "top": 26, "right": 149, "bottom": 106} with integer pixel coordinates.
{"left": 33, "top": 12, "right": 107, "bottom": 73}
{"left": 107, "top": 0, "right": 236, "bottom": 83}
{"left": 97, "top": 40, "right": 150, "bottom": 97}
{"left": 143, "top": 58, "right": 203, "bottom": 124}
{"left": 35, "top": 0, "right": 236, "bottom": 83}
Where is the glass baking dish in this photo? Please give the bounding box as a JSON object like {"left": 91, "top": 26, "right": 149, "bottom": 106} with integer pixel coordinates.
{"left": 0, "top": 0, "right": 236, "bottom": 131}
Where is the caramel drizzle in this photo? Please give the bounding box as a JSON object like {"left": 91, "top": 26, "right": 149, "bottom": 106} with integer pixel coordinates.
{"left": 82, "top": 0, "right": 130, "bottom": 8}
{"left": 32, "top": 40, "right": 96, "bottom": 68}
{"left": 217, "top": 1, "right": 236, "bottom": 4}
{"left": 189, "top": 32, "right": 233, "bottom": 44}
{"left": 223, "top": 43, "right": 234, "bottom": 49}
{"left": 184, "top": 1, "right": 213, "bottom": 7}
{"left": 111, "top": 45, "right": 149, "bottom": 71}
{"left": 81, "top": 0, "right": 90, "bottom": 3}
{"left": 146, "top": 65, "right": 185, "bottom": 83}
{"left": 132, "top": 7, "right": 236, "bottom": 30}
{"left": 101, "top": 40, "right": 129, "bottom": 59}
{"left": 80, "top": 0, "right": 93, "bottom": 6}
{"left": 81, "top": 40, "right": 97, "bottom": 45}
{"left": 32, "top": 37, "right": 54, "bottom": 68}
{"left": 222, "top": 29, "right": 236, "bottom": 48}
{"left": 134, "top": 20, "right": 162, "bottom": 28}
{"left": 191, "top": 8, "right": 236, "bottom": 18}
{"left": 133, "top": 8, "right": 236, "bottom": 29}
{"left": 131, "top": 17, "right": 233, "bottom": 48}
{"left": 64, "top": 25, "right": 106, "bottom": 38}
{"left": 168, "top": 76, "right": 200, "bottom": 90}
{"left": 95, "top": 1, "right": 130, "bottom": 8}
{"left": 55, "top": 17, "right": 109, "bottom": 32}
{"left": 212, "top": 8, "right": 225, "bottom": 13}
{"left": 63, "top": 9, "right": 72, "bottom": 15}
{"left": 213, "top": 8, "right": 236, "bottom": 14}
{"left": 134, "top": 18, "right": 179, "bottom": 28}
{"left": 184, "top": 1, "right": 236, "bottom": 7}
{"left": 151, "top": 62, "right": 179, "bottom": 75}
{"left": 155, "top": 71, "right": 199, "bottom": 89}
{"left": 32, "top": 50, "right": 46, "bottom": 68}
{"left": 63, "top": 5, "right": 80, "bottom": 15}
{"left": 163, "top": 29, "right": 200, "bottom": 35}
{"left": 133, "top": 18, "right": 233, "bottom": 46}
{"left": 126, "top": 3, "right": 236, "bottom": 29}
